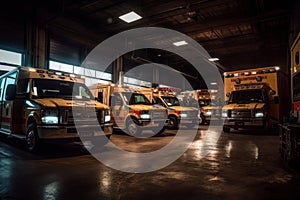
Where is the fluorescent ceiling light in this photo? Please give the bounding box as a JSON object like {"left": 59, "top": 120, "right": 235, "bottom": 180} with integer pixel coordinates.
{"left": 173, "top": 41, "right": 188, "bottom": 46}
{"left": 210, "top": 82, "right": 218, "bottom": 85}
{"left": 119, "top": 11, "right": 142, "bottom": 23}
{"left": 208, "top": 58, "right": 219, "bottom": 62}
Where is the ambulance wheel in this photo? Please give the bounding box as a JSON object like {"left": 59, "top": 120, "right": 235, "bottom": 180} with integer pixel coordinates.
{"left": 199, "top": 114, "right": 205, "bottom": 125}
{"left": 263, "top": 117, "right": 271, "bottom": 130}
{"left": 168, "top": 116, "right": 178, "bottom": 129}
{"left": 223, "top": 126, "right": 231, "bottom": 133}
{"left": 26, "top": 123, "right": 40, "bottom": 152}
{"left": 153, "top": 123, "right": 166, "bottom": 136}
{"left": 127, "top": 118, "right": 141, "bottom": 137}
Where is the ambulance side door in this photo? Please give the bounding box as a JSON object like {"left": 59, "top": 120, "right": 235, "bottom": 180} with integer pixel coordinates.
{"left": 110, "top": 93, "right": 126, "bottom": 128}
{"left": 0, "top": 78, "right": 5, "bottom": 131}
{"left": 0, "top": 72, "right": 17, "bottom": 133}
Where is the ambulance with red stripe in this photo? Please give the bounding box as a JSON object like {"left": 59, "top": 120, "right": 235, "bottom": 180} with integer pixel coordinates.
{"left": 0, "top": 66, "right": 112, "bottom": 152}
{"left": 222, "top": 66, "right": 287, "bottom": 132}
{"left": 89, "top": 84, "right": 168, "bottom": 136}
{"left": 138, "top": 87, "right": 200, "bottom": 129}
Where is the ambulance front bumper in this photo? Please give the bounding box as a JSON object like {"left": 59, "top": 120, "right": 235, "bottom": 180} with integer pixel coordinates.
{"left": 223, "top": 118, "right": 264, "bottom": 128}
{"left": 37, "top": 123, "right": 113, "bottom": 139}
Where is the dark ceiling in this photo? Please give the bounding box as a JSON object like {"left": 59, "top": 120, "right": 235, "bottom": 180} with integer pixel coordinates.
{"left": 0, "top": 0, "right": 294, "bottom": 88}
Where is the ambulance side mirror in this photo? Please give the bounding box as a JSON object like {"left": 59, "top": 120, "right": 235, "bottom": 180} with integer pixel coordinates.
{"left": 110, "top": 96, "right": 115, "bottom": 106}
{"left": 269, "top": 90, "right": 276, "bottom": 95}
{"left": 6, "top": 84, "right": 16, "bottom": 100}
{"left": 97, "top": 91, "right": 103, "bottom": 103}
{"left": 273, "top": 96, "right": 279, "bottom": 104}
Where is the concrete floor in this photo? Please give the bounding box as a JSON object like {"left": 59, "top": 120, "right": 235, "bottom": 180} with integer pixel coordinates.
{"left": 1, "top": 126, "right": 300, "bottom": 200}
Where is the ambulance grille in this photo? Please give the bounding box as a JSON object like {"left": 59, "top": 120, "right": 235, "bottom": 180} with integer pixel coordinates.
{"left": 150, "top": 110, "right": 166, "bottom": 119}
{"left": 231, "top": 109, "right": 252, "bottom": 118}
{"left": 186, "top": 111, "right": 198, "bottom": 118}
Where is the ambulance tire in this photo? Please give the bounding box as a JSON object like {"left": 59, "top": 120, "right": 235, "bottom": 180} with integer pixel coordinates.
{"left": 126, "top": 118, "right": 141, "bottom": 137}
{"left": 223, "top": 126, "right": 231, "bottom": 133}
{"left": 263, "top": 117, "right": 271, "bottom": 131}
{"left": 168, "top": 116, "right": 178, "bottom": 129}
{"left": 199, "top": 114, "right": 205, "bottom": 125}
{"left": 26, "top": 123, "right": 40, "bottom": 152}
{"left": 153, "top": 123, "right": 166, "bottom": 136}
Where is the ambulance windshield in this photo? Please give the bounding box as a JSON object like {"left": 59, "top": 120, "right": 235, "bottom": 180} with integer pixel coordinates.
{"left": 161, "top": 96, "right": 181, "bottom": 107}
{"left": 122, "top": 92, "right": 152, "bottom": 105}
{"left": 228, "top": 89, "right": 266, "bottom": 104}
{"left": 31, "top": 79, "right": 93, "bottom": 100}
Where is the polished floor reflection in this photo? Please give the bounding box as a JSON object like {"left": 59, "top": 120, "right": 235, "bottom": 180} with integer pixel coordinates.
{"left": 1, "top": 126, "right": 300, "bottom": 200}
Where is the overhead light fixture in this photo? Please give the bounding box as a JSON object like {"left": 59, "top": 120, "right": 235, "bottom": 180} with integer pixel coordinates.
{"left": 119, "top": 11, "right": 142, "bottom": 23}
{"left": 208, "top": 58, "right": 219, "bottom": 62}
{"left": 210, "top": 82, "right": 218, "bottom": 85}
{"left": 173, "top": 41, "right": 188, "bottom": 46}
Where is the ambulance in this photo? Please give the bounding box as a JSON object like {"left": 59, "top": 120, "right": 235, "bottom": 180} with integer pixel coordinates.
{"left": 222, "top": 66, "right": 286, "bottom": 132}
{"left": 138, "top": 87, "right": 199, "bottom": 129}
{"left": 0, "top": 66, "right": 112, "bottom": 152}
{"left": 291, "top": 33, "right": 300, "bottom": 122}
{"left": 89, "top": 84, "right": 168, "bottom": 136}
{"left": 197, "top": 89, "right": 223, "bottom": 124}
{"left": 178, "top": 89, "right": 222, "bottom": 125}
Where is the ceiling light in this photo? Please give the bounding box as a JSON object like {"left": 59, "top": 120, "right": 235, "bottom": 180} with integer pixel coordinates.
{"left": 210, "top": 82, "right": 217, "bottom": 85}
{"left": 119, "top": 11, "right": 142, "bottom": 23}
{"left": 173, "top": 41, "right": 188, "bottom": 46}
{"left": 208, "top": 58, "right": 219, "bottom": 62}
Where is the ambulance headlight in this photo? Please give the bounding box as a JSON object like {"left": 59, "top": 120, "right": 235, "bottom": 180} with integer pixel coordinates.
{"left": 255, "top": 111, "right": 264, "bottom": 118}
{"left": 104, "top": 110, "right": 111, "bottom": 122}
{"left": 206, "top": 110, "right": 212, "bottom": 116}
{"left": 41, "top": 109, "right": 59, "bottom": 124}
{"left": 180, "top": 113, "right": 188, "bottom": 118}
{"left": 41, "top": 116, "right": 59, "bottom": 124}
{"left": 222, "top": 110, "right": 228, "bottom": 118}
{"left": 140, "top": 110, "right": 151, "bottom": 119}
{"left": 141, "top": 114, "right": 150, "bottom": 119}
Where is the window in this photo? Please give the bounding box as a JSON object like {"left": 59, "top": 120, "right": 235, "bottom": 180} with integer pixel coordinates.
{"left": 154, "top": 96, "right": 165, "bottom": 107}
{"left": 0, "top": 78, "right": 4, "bottom": 100}
{"left": 49, "top": 61, "right": 73, "bottom": 73}
{"left": 3, "top": 73, "right": 17, "bottom": 101}
{"left": 0, "top": 49, "right": 22, "bottom": 65}
{"left": 123, "top": 76, "right": 152, "bottom": 88}
{"left": 0, "top": 49, "right": 22, "bottom": 74}
{"left": 31, "top": 79, "right": 93, "bottom": 100}
{"left": 49, "top": 60, "right": 112, "bottom": 86}
{"left": 17, "top": 79, "right": 30, "bottom": 94}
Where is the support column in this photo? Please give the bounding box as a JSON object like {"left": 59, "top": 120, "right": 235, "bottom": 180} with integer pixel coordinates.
{"left": 24, "top": 18, "right": 49, "bottom": 69}
{"left": 152, "top": 66, "right": 159, "bottom": 88}
{"left": 112, "top": 56, "right": 123, "bottom": 84}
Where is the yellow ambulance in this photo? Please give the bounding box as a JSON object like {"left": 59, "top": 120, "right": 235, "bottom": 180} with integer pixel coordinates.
{"left": 222, "top": 66, "right": 285, "bottom": 132}
{"left": 138, "top": 87, "right": 199, "bottom": 129}
{"left": 89, "top": 84, "right": 168, "bottom": 136}
{"left": 0, "top": 66, "right": 112, "bottom": 152}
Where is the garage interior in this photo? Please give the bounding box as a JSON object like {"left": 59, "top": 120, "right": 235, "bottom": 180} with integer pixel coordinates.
{"left": 1, "top": 0, "right": 300, "bottom": 199}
